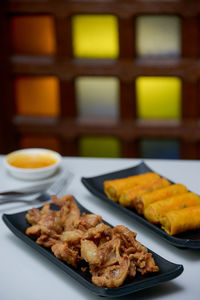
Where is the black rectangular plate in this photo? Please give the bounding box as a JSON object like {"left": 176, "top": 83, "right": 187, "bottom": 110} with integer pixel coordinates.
{"left": 81, "top": 161, "right": 200, "bottom": 249}
{"left": 2, "top": 198, "right": 183, "bottom": 297}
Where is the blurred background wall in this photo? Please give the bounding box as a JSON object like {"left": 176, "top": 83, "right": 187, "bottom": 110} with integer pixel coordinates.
{"left": 1, "top": 0, "right": 200, "bottom": 159}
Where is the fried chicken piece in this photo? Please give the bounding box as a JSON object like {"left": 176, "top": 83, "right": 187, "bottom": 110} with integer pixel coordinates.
{"left": 61, "top": 229, "right": 83, "bottom": 244}
{"left": 113, "top": 225, "right": 148, "bottom": 258}
{"left": 144, "top": 253, "right": 159, "bottom": 274}
{"left": 91, "top": 255, "right": 130, "bottom": 288}
{"left": 81, "top": 240, "right": 99, "bottom": 264}
{"left": 85, "top": 226, "right": 133, "bottom": 287}
{"left": 26, "top": 203, "right": 63, "bottom": 247}
{"left": 26, "top": 224, "right": 41, "bottom": 236}
{"left": 129, "top": 252, "right": 159, "bottom": 275}
{"left": 51, "top": 194, "right": 75, "bottom": 207}
{"left": 97, "top": 237, "right": 121, "bottom": 267}
{"left": 61, "top": 214, "right": 103, "bottom": 266}
{"left": 26, "top": 208, "right": 41, "bottom": 225}
{"left": 53, "top": 229, "right": 83, "bottom": 267}
{"left": 26, "top": 203, "right": 54, "bottom": 228}
{"left": 81, "top": 223, "right": 114, "bottom": 265}
{"left": 113, "top": 225, "right": 137, "bottom": 249}
{"left": 26, "top": 196, "right": 81, "bottom": 249}
{"left": 52, "top": 240, "right": 80, "bottom": 268}
{"left": 126, "top": 242, "right": 159, "bottom": 276}
{"left": 38, "top": 205, "right": 63, "bottom": 234}
{"left": 36, "top": 233, "right": 60, "bottom": 248}
{"left": 112, "top": 225, "right": 159, "bottom": 276}
{"left": 76, "top": 213, "right": 102, "bottom": 231}
{"left": 57, "top": 196, "right": 80, "bottom": 231}
{"left": 129, "top": 260, "right": 137, "bottom": 278}
{"left": 40, "top": 207, "right": 63, "bottom": 234}
{"left": 82, "top": 223, "right": 113, "bottom": 245}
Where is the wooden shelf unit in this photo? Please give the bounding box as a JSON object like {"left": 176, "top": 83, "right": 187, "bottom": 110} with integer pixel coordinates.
{"left": 1, "top": 0, "right": 200, "bottom": 159}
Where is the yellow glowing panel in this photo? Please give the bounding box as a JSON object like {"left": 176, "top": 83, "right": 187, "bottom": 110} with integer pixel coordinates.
{"left": 136, "top": 15, "right": 181, "bottom": 57}
{"left": 136, "top": 77, "right": 181, "bottom": 119}
{"left": 76, "top": 77, "right": 119, "bottom": 117}
{"left": 10, "top": 15, "right": 56, "bottom": 55}
{"left": 72, "top": 15, "right": 119, "bottom": 58}
{"left": 20, "top": 135, "right": 61, "bottom": 152}
{"left": 15, "top": 76, "right": 60, "bottom": 116}
{"left": 79, "top": 136, "right": 120, "bottom": 158}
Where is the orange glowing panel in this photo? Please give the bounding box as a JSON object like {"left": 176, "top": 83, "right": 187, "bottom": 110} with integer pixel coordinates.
{"left": 10, "top": 15, "right": 56, "bottom": 55}
{"left": 14, "top": 76, "right": 60, "bottom": 116}
{"left": 20, "top": 135, "right": 61, "bottom": 152}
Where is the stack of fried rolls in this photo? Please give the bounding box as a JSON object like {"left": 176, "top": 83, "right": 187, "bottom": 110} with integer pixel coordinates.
{"left": 104, "top": 172, "right": 200, "bottom": 235}
{"left": 104, "top": 172, "right": 160, "bottom": 202}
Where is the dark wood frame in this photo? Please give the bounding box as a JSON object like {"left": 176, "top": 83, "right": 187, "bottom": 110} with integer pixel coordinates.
{"left": 1, "top": 0, "right": 200, "bottom": 158}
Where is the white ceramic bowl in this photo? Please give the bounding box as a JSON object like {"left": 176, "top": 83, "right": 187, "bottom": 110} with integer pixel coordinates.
{"left": 4, "top": 148, "right": 62, "bottom": 180}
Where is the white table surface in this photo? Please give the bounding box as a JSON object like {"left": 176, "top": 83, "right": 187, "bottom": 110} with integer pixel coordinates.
{"left": 0, "top": 156, "right": 200, "bottom": 300}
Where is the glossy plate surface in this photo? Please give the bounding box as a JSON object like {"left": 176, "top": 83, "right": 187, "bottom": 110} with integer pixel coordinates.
{"left": 2, "top": 198, "right": 183, "bottom": 297}
{"left": 81, "top": 162, "right": 200, "bottom": 249}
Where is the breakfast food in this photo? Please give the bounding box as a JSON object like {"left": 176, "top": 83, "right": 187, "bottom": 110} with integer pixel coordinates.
{"left": 119, "top": 177, "right": 170, "bottom": 207}
{"left": 160, "top": 206, "right": 200, "bottom": 235}
{"left": 104, "top": 172, "right": 160, "bottom": 202}
{"left": 144, "top": 192, "right": 200, "bottom": 224}
{"left": 25, "top": 195, "right": 159, "bottom": 288}
{"left": 104, "top": 172, "right": 200, "bottom": 236}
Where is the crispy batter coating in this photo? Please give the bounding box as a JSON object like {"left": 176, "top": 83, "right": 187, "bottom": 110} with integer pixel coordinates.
{"left": 51, "top": 240, "right": 80, "bottom": 268}
{"left": 91, "top": 255, "right": 130, "bottom": 288}
{"left": 26, "top": 207, "right": 41, "bottom": 225}
{"left": 25, "top": 195, "right": 159, "bottom": 288}
{"left": 76, "top": 213, "right": 102, "bottom": 231}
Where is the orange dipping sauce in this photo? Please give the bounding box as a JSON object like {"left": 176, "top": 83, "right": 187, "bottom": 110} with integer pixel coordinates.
{"left": 6, "top": 152, "right": 58, "bottom": 169}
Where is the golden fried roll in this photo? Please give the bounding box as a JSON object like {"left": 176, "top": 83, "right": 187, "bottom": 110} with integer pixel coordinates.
{"left": 136, "top": 183, "right": 188, "bottom": 214}
{"left": 160, "top": 206, "right": 200, "bottom": 235}
{"left": 104, "top": 172, "right": 160, "bottom": 202}
{"left": 119, "top": 177, "right": 170, "bottom": 208}
{"left": 144, "top": 192, "right": 200, "bottom": 224}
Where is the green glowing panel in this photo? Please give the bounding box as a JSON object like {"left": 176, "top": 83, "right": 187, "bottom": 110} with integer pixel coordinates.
{"left": 76, "top": 77, "right": 119, "bottom": 118}
{"left": 79, "top": 136, "right": 120, "bottom": 158}
{"left": 72, "top": 15, "right": 119, "bottom": 58}
{"left": 136, "top": 77, "right": 181, "bottom": 119}
{"left": 136, "top": 15, "right": 181, "bottom": 57}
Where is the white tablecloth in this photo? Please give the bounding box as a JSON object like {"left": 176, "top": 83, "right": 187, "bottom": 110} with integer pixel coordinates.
{"left": 0, "top": 156, "right": 200, "bottom": 300}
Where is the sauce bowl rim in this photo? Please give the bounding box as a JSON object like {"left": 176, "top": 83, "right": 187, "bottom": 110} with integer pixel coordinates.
{"left": 4, "top": 148, "right": 62, "bottom": 174}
